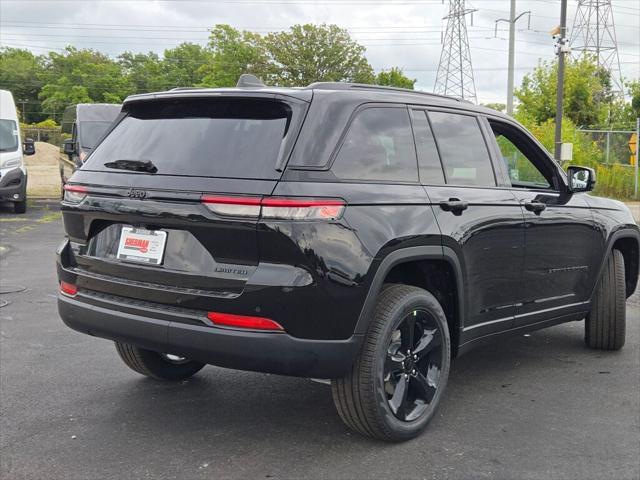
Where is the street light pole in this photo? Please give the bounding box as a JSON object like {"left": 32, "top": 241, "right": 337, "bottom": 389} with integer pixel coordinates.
{"left": 495, "top": 2, "right": 531, "bottom": 116}
{"left": 554, "top": 0, "right": 568, "bottom": 161}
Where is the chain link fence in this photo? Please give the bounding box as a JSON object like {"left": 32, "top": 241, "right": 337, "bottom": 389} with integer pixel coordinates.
{"left": 578, "top": 128, "right": 638, "bottom": 199}
{"left": 578, "top": 129, "right": 636, "bottom": 165}
{"left": 21, "top": 127, "right": 64, "bottom": 147}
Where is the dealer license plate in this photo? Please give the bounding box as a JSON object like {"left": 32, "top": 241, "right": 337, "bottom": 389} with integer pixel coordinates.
{"left": 116, "top": 226, "right": 167, "bottom": 265}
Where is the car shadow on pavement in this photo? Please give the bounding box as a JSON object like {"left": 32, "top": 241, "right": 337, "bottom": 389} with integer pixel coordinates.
{"left": 81, "top": 320, "right": 613, "bottom": 449}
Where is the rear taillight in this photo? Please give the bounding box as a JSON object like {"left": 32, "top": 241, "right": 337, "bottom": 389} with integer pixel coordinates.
{"left": 60, "top": 281, "right": 78, "bottom": 297}
{"left": 201, "top": 195, "right": 345, "bottom": 221}
{"left": 63, "top": 185, "right": 88, "bottom": 204}
{"left": 201, "top": 195, "right": 261, "bottom": 217}
{"left": 207, "top": 312, "right": 284, "bottom": 331}
{"left": 261, "top": 197, "right": 345, "bottom": 220}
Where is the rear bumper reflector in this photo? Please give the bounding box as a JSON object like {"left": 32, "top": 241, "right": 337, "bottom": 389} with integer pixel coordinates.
{"left": 60, "top": 281, "right": 78, "bottom": 297}
{"left": 207, "top": 311, "right": 284, "bottom": 331}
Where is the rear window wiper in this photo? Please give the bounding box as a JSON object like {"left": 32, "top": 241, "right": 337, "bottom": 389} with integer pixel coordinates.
{"left": 103, "top": 159, "right": 158, "bottom": 173}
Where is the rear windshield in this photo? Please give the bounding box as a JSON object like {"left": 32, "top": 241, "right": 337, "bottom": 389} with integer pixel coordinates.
{"left": 83, "top": 98, "right": 291, "bottom": 179}
{"left": 79, "top": 121, "right": 114, "bottom": 149}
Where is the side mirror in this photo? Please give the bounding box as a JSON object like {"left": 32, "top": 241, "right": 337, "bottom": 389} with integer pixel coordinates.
{"left": 23, "top": 138, "right": 35, "bottom": 156}
{"left": 63, "top": 139, "right": 76, "bottom": 156}
{"left": 567, "top": 166, "right": 596, "bottom": 193}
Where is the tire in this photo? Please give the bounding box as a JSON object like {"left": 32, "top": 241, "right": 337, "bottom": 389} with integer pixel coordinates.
{"left": 585, "top": 249, "right": 626, "bottom": 350}
{"left": 13, "top": 200, "right": 26, "bottom": 214}
{"left": 115, "top": 342, "right": 205, "bottom": 381}
{"left": 331, "top": 284, "right": 451, "bottom": 442}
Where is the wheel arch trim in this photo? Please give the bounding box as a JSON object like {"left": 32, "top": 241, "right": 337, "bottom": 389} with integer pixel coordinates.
{"left": 354, "top": 245, "right": 465, "bottom": 336}
{"left": 596, "top": 228, "right": 640, "bottom": 299}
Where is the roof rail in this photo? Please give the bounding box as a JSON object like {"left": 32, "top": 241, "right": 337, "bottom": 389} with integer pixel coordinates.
{"left": 169, "top": 87, "right": 205, "bottom": 91}
{"left": 305, "top": 82, "right": 473, "bottom": 103}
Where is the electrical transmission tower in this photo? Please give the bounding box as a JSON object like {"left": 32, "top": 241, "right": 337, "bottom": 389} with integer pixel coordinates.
{"left": 434, "top": 0, "right": 477, "bottom": 103}
{"left": 570, "top": 0, "right": 623, "bottom": 93}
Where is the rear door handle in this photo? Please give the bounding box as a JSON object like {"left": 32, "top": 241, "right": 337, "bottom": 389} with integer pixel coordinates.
{"left": 439, "top": 198, "right": 469, "bottom": 214}
{"left": 524, "top": 201, "right": 546, "bottom": 214}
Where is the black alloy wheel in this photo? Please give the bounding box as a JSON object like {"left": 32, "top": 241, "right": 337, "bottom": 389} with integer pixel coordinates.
{"left": 384, "top": 309, "right": 443, "bottom": 422}
{"left": 332, "top": 284, "right": 451, "bottom": 442}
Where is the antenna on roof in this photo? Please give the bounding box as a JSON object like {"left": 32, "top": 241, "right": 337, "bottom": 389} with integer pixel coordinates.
{"left": 236, "top": 74, "right": 265, "bottom": 88}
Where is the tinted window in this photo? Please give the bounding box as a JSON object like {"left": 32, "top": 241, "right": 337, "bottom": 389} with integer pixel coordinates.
{"left": 428, "top": 112, "right": 495, "bottom": 187}
{"left": 332, "top": 107, "right": 418, "bottom": 182}
{"left": 0, "top": 119, "right": 18, "bottom": 152}
{"left": 489, "top": 121, "right": 554, "bottom": 189}
{"left": 411, "top": 110, "right": 445, "bottom": 184}
{"left": 84, "top": 99, "right": 291, "bottom": 179}
{"left": 494, "top": 134, "right": 550, "bottom": 188}
{"left": 79, "top": 121, "right": 113, "bottom": 149}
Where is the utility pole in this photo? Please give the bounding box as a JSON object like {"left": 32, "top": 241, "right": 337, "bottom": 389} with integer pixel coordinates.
{"left": 19, "top": 100, "right": 27, "bottom": 123}
{"left": 434, "top": 0, "right": 478, "bottom": 103}
{"left": 554, "top": 0, "right": 569, "bottom": 162}
{"left": 495, "top": 1, "right": 531, "bottom": 115}
{"left": 633, "top": 117, "right": 640, "bottom": 199}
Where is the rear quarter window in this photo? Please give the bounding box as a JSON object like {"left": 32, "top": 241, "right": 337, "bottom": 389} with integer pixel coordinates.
{"left": 331, "top": 107, "right": 418, "bottom": 183}
{"left": 83, "top": 99, "right": 292, "bottom": 179}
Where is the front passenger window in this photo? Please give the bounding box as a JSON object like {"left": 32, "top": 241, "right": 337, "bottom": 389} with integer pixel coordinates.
{"left": 489, "top": 121, "right": 554, "bottom": 190}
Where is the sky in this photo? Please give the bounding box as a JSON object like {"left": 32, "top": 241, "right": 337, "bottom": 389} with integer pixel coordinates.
{"left": 0, "top": 0, "right": 638, "bottom": 104}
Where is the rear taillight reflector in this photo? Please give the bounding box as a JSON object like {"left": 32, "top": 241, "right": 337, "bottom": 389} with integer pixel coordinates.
{"left": 60, "top": 281, "right": 78, "bottom": 297}
{"left": 207, "top": 312, "right": 284, "bottom": 331}
{"left": 201, "top": 195, "right": 345, "bottom": 220}
{"left": 201, "top": 195, "right": 261, "bottom": 217}
{"left": 63, "top": 184, "right": 88, "bottom": 204}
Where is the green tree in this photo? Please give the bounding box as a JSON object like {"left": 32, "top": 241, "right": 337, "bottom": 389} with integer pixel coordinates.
{"left": 375, "top": 67, "right": 415, "bottom": 89}
{"left": 263, "top": 24, "right": 375, "bottom": 86}
{"left": 0, "top": 48, "right": 45, "bottom": 122}
{"left": 629, "top": 80, "right": 640, "bottom": 119}
{"left": 515, "top": 54, "right": 614, "bottom": 127}
{"left": 515, "top": 111, "right": 601, "bottom": 166}
{"left": 119, "top": 51, "right": 167, "bottom": 94}
{"left": 202, "top": 24, "right": 268, "bottom": 87}
{"left": 38, "top": 47, "right": 130, "bottom": 117}
{"left": 608, "top": 80, "right": 640, "bottom": 128}
{"left": 162, "top": 43, "right": 212, "bottom": 88}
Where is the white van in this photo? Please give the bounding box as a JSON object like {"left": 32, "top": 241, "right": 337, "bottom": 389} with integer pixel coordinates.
{"left": 0, "top": 89, "right": 35, "bottom": 213}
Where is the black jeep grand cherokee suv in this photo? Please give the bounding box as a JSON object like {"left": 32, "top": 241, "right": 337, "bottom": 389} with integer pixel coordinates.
{"left": 57, "top": 77, "right": 639, "bottom": 441}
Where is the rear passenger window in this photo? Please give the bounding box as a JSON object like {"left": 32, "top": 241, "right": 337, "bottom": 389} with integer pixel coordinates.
{"left": 411, "top": 110, "right": 445, "bottom": 184}
{"left": 331, "top": 107, "right": 418, "bottom": 182}
{"left": 428, "top": 111, "right": 496, "bottom": 187}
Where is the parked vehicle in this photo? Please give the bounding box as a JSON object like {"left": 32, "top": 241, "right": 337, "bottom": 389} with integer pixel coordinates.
{"left": 0, "top": 89, "right": 35, "bottom": 213}
{"left": 57, "top": 77, "right": 639, "bottom": 442}
{"left": 59, "top": 103, "right": 121, "bottom": 191}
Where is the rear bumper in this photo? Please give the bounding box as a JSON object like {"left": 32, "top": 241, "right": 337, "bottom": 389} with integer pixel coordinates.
{"left": 58, "top": 293, "right": 362, "bottom": 378}
{"left": 0, "top": 167, "right": 26, "bottom": 202}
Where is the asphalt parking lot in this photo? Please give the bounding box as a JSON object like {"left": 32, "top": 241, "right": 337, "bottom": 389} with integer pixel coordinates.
{"left": 1, "top": 200, "right": 639, "bottom": 480}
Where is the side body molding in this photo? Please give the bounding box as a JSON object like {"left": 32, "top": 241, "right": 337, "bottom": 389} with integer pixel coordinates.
{"left": 354, "top": 245, "right": 465, "bottom": 336}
